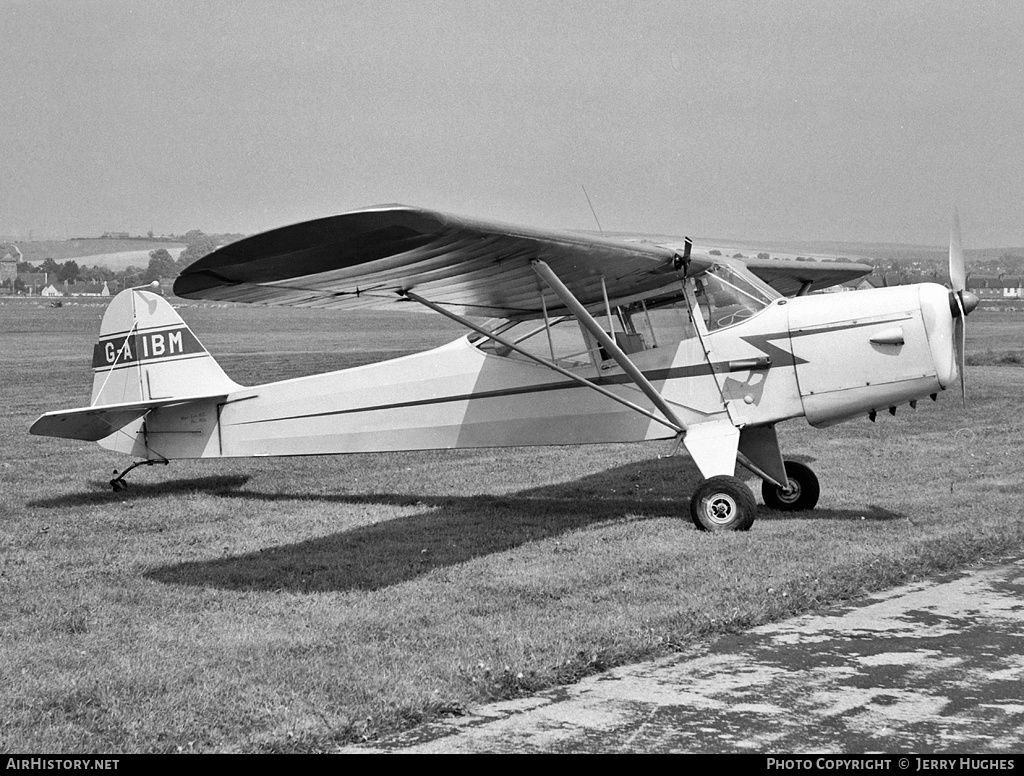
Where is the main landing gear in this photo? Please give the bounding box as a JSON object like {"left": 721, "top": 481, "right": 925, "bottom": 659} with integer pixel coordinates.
{"left": 689, "top": 475, "right": 757, "bottom": 531}
{"left": 109, "top": 458, "right": 169, "bottom": 491}
{"left": 688, "top": 460, "right": 820, "bottom": 532}
{"left": 761, "top": 460, "right": 820, "bottom": 512}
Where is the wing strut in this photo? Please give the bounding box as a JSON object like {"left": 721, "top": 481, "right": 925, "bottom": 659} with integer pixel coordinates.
{"left": 402, "top": 291, "right": 684, "bottom": 434}
{"left": 531, "top": 260, "right": 688, "bottom": 433}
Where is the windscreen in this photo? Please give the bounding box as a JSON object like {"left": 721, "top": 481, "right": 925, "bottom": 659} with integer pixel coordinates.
{"left": 694, "top": 262, "right": 779, "bottom": 331}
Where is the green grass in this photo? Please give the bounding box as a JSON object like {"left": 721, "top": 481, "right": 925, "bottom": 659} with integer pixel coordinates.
{"left": 964, "top": 308, "right": 1024, "bottom": 367}
{"left": 2, "top": 298, "right": 1023, "bottom": 752}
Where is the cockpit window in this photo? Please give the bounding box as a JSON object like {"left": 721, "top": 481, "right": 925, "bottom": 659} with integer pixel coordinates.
{"left": 469, "top": 261, "right": 779, "bottom": 366}
{"left": 694, "top": 263, "right": 779, "bottom": 331}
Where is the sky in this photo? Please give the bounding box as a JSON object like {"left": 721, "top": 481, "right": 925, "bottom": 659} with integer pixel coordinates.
{"left": 2, "top": 0, "right": 1022, "bottom": 247}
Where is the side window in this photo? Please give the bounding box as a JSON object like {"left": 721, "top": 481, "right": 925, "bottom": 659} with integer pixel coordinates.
{"left": 632, "top": 299, "right": 698, "bottom": 347}
{"left": 473, "top": 317, "right": 593, "bottom": 368}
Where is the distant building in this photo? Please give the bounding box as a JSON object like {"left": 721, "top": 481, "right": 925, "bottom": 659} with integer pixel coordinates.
{"left": 70, "top": 281, "right": 111, "bottom": 297}
{"left": 967, "top": 275, "right": 1003, "bottom": 299}
{"left": 19, "top": 272, "right": 47, "bottom": 294}
{"left": 41, "top": 284, "right": 63, "bottom": 297}
{"left": 1000, "top": 277, "right": 1024, "bottom": 299}
{"left": 0, "top": 250, "right": 17, "bottom": 286}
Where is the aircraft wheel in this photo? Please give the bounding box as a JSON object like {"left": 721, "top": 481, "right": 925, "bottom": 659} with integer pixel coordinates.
{"left": 689, "top": 475, "right": 756, "bottom": 532}
{"left": 762, "top": 460, "right": 819, "bottom": 511}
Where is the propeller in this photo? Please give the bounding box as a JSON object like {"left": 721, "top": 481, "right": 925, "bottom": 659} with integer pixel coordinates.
{"left": 948, "top": 209, "right": 979, "bottom": 404}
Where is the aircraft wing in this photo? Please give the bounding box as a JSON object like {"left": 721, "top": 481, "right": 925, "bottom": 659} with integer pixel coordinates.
{"left": 30, "top": 395, "right": 228, "bottom": 442}
{"left": 738, "top": 256, "right": 873, "bottom": 296}
{"left": 173, "top": 205, "right": 706, "bottom": 319}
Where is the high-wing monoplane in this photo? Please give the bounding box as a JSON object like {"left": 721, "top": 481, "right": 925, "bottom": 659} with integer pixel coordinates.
{"left": 30, "top": 205, "right": 978, "bottom": 531}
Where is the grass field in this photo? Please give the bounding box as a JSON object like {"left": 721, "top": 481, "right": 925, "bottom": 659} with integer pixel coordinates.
{"left": 1, "top": 298, "right": 1022, "bottom": 753}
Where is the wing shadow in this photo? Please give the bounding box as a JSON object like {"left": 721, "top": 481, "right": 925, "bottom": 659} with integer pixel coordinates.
{"left": 144, "top": 454, "right": 907, "bottom": 594}
{"left": 761, "top": 503, "right": 907, "bottom": 522}
{"left": 146, "top": 456, "right": 700, "bottom": 593}
{"left": 29, "top": 453, "right": 904, "bottom": 592}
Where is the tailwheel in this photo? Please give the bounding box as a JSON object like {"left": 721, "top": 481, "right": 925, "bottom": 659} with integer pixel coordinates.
{"left": 108, "top": 458, "right": 169, "bottom": 491}
{"left": 110, "top": 469, "right": 127, "bottom": 492}
{"left": 761, "top": 460, "right": 819, "bottom": 511}
{"left": 689, "top": 475, "right": 757, "bottom": 532}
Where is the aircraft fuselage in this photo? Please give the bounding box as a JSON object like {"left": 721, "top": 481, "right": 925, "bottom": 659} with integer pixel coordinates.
{"left": 101, "top": 283, "right": 954, "bottom": 467}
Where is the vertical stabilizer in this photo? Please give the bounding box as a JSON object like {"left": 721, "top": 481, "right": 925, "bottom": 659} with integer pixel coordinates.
{"left": 91, "top": 289, "right": 241, "bottom": 407}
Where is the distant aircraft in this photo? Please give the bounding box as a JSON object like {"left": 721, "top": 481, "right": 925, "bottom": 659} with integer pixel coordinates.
{"left": 30, "top": 205, "right": 978, "bottom": 531}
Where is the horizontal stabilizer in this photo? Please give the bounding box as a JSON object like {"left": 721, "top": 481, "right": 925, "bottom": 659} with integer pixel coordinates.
{"left": 30, "top": 395, "right": 228, "bottom": 442}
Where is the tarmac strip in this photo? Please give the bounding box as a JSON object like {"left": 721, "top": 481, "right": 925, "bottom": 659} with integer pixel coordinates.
{"left": 341, "top": 556, "right": 1024, "bottom": 753}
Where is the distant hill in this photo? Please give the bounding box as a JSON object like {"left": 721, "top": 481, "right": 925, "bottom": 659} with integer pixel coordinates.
{"left": 10, "top": 239, "right": 186, "bottom": 268}
{"left": 8, "top": 234, "right": 1024, "bottom": 274}
{"left": 690, "top": 239, "right": 1024, "bottom": 266}
{"left": 65, "top": 247, "right": 187, "bottom": 271}
{"left": 602, "top": 232, "right": 1024, "bottom": 267}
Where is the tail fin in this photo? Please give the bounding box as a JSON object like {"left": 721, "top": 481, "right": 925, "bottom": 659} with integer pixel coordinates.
{"left": 91, "top": 288, "right": 240, "bottom": 406}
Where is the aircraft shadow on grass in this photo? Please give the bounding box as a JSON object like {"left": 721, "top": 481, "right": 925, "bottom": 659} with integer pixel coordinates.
{"left": 138, "top": 456, "right": 906, "bottom": 594}
{"left": 27, "top": 475, "right": 253, "bottom": 509}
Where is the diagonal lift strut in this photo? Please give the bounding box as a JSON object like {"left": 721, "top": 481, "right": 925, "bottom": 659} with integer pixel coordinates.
{"left": 402, "top": 290, "right": 684, "bottom": 434}
{"left": 530, "top": 260, "right": 688, "bottom": 433}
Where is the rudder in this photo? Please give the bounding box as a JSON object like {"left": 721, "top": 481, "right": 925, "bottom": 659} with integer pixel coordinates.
{"left": 91, "top": 289, "right": 240, "bottom": 406}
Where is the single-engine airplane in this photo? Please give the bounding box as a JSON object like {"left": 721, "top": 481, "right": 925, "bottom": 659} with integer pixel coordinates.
{"left": 30, "top": 205, "right": 979, "bottom": 531}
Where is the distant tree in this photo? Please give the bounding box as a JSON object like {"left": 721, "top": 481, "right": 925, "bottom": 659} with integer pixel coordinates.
{"left": 176, "top": 231, "right": 220, "bottom": 270}
{"left": 57, "top": 260, "right": 80, "bottom": 282}
{"left": 40, "top": 257, "right": 61, "bottom": 278}
{"left": 732, "top": 253, "right": 744, "bottom": 259}
{"left": 709, "top": 249, "right": 721, "bottom": 256}
{"left": 144, "top": 249, "right": 178, "bottom": 282}
{"left": 80, "top": 264, "right": 116, "bottom": 283}
{"left": 757, "top": 252, "right": 770, "bottom": 260}
{"left": 17, "top": 260, "right": 34, "bottom": 274}
{"left": 121, "top": 265, "right": 145, "bottom": 289}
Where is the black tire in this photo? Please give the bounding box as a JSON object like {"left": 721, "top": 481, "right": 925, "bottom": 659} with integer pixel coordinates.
{"left": 689, "top": 475, "right": 757, "bottom": 532}
{"left": 761, "top": 460, "right": 819, "bottom": 511}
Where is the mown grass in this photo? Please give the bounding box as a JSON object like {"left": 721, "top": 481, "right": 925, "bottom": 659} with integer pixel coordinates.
{"left": 1, "top": 299, "right": 1022, "bottom": 752}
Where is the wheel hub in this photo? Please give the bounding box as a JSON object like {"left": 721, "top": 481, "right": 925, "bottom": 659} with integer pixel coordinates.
{"left": 706, "top": 494, "right": 737, "bottom": 524}
{"left": 777, "top": 479, "right": 801, "bottom": 504}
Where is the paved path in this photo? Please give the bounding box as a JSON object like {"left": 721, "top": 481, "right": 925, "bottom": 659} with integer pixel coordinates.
{"left": 341, "top": 556, "right": 1024, "bottom": 753}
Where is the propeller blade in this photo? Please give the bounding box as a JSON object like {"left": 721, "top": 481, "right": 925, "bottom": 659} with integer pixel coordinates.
{"left": 953, "top": 293, "right": 967, "bottom": 405}
{"left": 949, "top": 208, "right": 966, "bottom": 292}
{"left": 947, "top": 208, "right": 971, "bottom": 405}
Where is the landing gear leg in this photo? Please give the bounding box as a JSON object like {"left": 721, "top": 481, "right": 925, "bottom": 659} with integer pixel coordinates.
{"left": 109, "top": 458, "right": 169, "bottom": 491}
{"left": 689, "top": 475, "right": 757, "bottom": 532}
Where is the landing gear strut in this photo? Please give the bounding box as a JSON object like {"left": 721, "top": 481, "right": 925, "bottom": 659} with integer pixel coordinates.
{"left": 109, "top": 458, "right": 168, "bottom": 491}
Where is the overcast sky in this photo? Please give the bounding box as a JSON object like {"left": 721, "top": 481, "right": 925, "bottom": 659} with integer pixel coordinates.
{"left": 2, "top": 0, "right": 1022, "bottom": 247}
